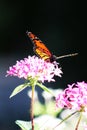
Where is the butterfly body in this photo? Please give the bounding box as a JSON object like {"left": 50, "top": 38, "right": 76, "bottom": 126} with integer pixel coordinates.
{"left": 27, "top": 31, "right": 78, "bottom": 62}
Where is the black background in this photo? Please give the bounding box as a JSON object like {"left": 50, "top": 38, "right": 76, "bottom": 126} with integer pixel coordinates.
{"left": 0, "top": 0, "right": 87, "bottom": 130}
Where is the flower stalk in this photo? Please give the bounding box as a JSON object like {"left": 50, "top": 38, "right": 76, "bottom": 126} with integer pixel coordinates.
{"left": 31, "top": 84, "right": 35, "bottom": 130}
{"left": 53, "top": 111, "right": 78, "bottom": 129}
{"left": 75, "top": 112, "right": 82, "bottom": 130}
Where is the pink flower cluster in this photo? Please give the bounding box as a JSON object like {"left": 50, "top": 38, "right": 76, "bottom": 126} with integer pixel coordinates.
{"left": 56, "top": 81, "right": 87, "bottom": 111}
{"left": 6, "top": 56, "right": 62, "bottom": 82}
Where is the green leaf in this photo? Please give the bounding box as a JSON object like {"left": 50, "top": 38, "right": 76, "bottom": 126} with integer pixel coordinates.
{"left": 15, "top": 120, "right": 39, "bottom": 130}
{"left": 37, "top": 82, "right": 55, "bottom": 97}
{"left": 10, "top": 83, "right": 30, "bottom": 98}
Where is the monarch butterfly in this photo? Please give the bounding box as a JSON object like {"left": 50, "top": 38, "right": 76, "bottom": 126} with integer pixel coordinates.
{"left": 27, "top": 31, "right": 78, "bottom": 62}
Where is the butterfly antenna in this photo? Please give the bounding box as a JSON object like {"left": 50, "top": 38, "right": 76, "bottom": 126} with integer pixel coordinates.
{"left": 56, "top": 53, "right": 78, "bottom": 60}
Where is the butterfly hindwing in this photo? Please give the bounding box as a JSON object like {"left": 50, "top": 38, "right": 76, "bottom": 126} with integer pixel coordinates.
{"left": 35, "top": 48, "right": 51, "bottom": 61}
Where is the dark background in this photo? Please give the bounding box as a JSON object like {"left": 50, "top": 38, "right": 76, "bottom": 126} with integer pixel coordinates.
{"left": 0, "top": 0, "right": 87, "bottom": 130}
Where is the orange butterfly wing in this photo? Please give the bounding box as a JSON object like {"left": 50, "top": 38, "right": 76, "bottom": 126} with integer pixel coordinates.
{"left": 27, "top": 32, "right": 53, "bottom": 61}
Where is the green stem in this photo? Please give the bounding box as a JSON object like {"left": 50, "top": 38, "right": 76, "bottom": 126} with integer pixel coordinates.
{"left": 31, "top": 85, "right": 35, "bottom": 130}
{"left": 75, "top": 112, "right": 82, "bottom": 130}
{"left": 53, "top": 111, "right": 78, "bottom": 129}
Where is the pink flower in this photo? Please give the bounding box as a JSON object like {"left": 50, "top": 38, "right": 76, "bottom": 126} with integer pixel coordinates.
{"left": 56, "top": 81, "right": 87, "bottom": 111}
{"left": 6, "top": 56, "right": 62, "bottom": 82}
